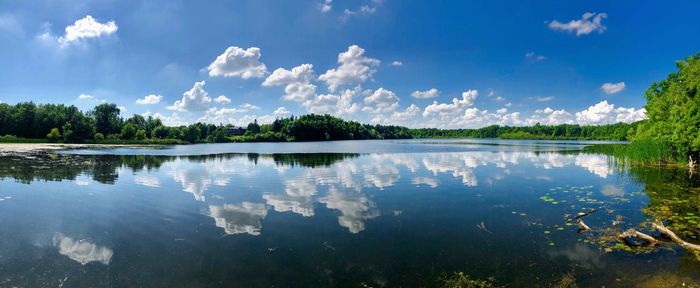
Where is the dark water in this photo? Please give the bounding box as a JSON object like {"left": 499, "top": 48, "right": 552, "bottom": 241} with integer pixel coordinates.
{"left": 1, "top": 140, "right": 699, "bottom": 287}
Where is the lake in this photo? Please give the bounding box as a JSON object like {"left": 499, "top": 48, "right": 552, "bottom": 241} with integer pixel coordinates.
{"left": 1, "top": 139, "right": 699, "bottom": 287}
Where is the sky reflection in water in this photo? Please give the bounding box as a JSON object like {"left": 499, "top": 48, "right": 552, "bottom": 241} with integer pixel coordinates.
{"left": 0, "top": 146, "right": 698, "bottom": 287}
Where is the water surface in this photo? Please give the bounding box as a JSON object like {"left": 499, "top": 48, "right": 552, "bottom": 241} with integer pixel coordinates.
{"left": 1, "top": 140, "right": 698, "bottom": 287}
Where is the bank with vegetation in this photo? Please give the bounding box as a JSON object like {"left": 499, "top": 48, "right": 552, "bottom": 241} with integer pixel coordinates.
{"left": 583, "top": 53, "right": 700, "bottom": 164}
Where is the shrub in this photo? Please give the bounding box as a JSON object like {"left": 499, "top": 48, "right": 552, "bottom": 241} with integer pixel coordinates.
{"left": 47, "top": 128, "right": 61, "bottom": 142}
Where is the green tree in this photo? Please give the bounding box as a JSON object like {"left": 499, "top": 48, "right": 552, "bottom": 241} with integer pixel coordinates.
{"left": 120, "top": 123, "right": 138, "bottom": 140}
{"left": 61, "top": 122, "right": 74, "bottom": 142}
{"left": 247, "top": 119, "right": 261, "bottom": 134}
{"left": 92, "top": 103, "right": 122, "bottom": 136}
{"left": 636, "top": 53, "right": 700, "bottom": 160}
{"left": 135, "top": 129, "right": 146, "bottom": 140}
{"left": 184, "top": 125, "right": 201, "bottom": 143}
{"left": 152, "top": 125, "right": 168, "bottom": 139}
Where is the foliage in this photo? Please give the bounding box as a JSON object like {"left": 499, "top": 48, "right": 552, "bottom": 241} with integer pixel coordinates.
{"left": 231, "top": 131, "right": 288, "bottom": 142}
{"left": 135, "top": 129, "right": 147, "bottom": 140}
{"left": 246, "top": 119, "right": 261, "bottom": 134}
{"left": 635, "top": 53, "right": 700, "bottom": 161}
{"left": 46, "top": 128, "right": 61, "bottom": 142}
{"left": 120, "top": 122, "right": 138, "bottom": 140}
{"left": 267, "top": 114, "right": 412, "bottom": 141}
{"left": 0, "top": 102, "right": 229, "bottom": 144}
{"left": 92, "top": 103, "right": 122, "bottom": 136}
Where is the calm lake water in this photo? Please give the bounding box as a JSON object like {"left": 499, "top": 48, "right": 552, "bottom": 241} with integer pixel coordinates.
{"left": 1, "top": 139, "right": 699, "bottom": 287}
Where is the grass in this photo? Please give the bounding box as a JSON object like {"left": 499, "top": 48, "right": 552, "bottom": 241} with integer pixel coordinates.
{"left": 0, "top": 135, "right": 48, "bottom": 143}
{"left": 0, "top": 135, "right": 185, "bottom": 145}
{"left": 584, "top": 139, "right": 678, "bottom": 164}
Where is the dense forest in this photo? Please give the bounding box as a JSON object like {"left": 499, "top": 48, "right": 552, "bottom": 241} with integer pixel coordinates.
{"left": 0, "top": 101, "right": 642, "bottom": 144}
{"left": 0, "top": 103, "right": 412, "bottom": 143}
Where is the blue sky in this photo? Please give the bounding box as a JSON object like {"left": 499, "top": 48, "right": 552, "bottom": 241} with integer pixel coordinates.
{"left": 0, "top": 0, "right": 698, "bottom": 128}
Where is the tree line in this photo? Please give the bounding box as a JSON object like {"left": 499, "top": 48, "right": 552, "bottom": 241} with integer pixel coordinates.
{"left": 0, "top": 102, "right": 230, "bottom": 144}
{"left": 0, "top": 103, "right": 414, "bottom": 143}
{"left": 237, "top": 114, "right": 412, "bottom": 142}
{"left": 0, "top": 101, "right": 646, "bottom": 144}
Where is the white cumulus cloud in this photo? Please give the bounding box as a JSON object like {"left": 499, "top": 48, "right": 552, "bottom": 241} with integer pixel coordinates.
{"left": 305, "top": 88, "right": 361, "bottom": 116}
{"left": 575, "top": 100, "right": 646, "bottom": 125}
{"left": 168, "top": 81, "right": 212, "bottom": 112}
{"left": 207, "top": 46, "right": 267, "bottom": 79}
{"left": 319, "top": 45, "right": 380, "bottom": 92}
{"left": 58, "top": 15, "right": 117, "bottom": 44}
{"left": 526, "top": 107, "right": 574, "bottom": 125}
{"left": 263, "top": 64, "right": 317, "bottom": 103}
{"left": 136, "top": 94, "right": 163, "bottom": 105}
{"left": 263, "top": 64, "right": 314, "bottom": 86}
{"left": 362, "top": 87, "right": 399, "bottom": 113}
{"left": 214, "top": 95, "right": 231, "bottom": 104}
{"left": 423, "top": 90, "right": 478, "bottom": 117}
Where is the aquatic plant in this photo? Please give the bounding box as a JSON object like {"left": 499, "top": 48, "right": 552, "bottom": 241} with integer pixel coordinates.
{"left": 439, "top": 272, "right": 494, "bottom": 288}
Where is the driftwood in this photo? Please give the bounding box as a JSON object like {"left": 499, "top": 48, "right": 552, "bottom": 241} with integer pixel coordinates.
{"left": 574, "top": 209, "right": 598, "bottom": 233}
{"left": 689, "top": 156, "right": 697, "bottom": 170}
{"left": 576, "top": 219, "right": 591, "bottom": 233}
{"left": 617, "top": 222, "right": 700, "bottom": 252}
{"left": 652, "top": 223, "right": 700, "bottom": 252}
{"left": 618, "top": 229, "right": 658, "bottom": 246}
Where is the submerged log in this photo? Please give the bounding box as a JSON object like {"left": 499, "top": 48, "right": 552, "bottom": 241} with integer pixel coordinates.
{"left": 652, "top": 223, "right": 700, "bottom": 252}
{"left": 576, "top": 219, "right": 591, "bottom": 233}
{"left": 619, "top": 229, "right": 658, "bottom": 246}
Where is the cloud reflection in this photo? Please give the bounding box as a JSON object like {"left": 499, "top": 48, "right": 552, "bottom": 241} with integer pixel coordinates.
{"left": 319, "top": 186, "right": 379, "bottom": 234}
{"left": 412, "top": 176, "right": 440, "bottom": 188}
{"left": 134, "top": 175, "right": 161, "bottom": 187}
{"left": 52, "top": 233, "right": 113, "bottom": 265}
{"left": 209, "top": 202, "right": 268, "bottom": 235}
{"left": 152, "top": 151, "right": 615, "bottom": 235}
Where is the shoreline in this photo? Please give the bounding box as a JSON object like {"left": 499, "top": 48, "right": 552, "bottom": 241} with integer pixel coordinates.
{"left": 0, "top": 143, "right": 161, "bottom": 157}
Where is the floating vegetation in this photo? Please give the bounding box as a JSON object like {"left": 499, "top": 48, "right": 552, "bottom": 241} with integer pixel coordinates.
{"left": 438, "top": 272, "right": 580, "bottom": 288}
{"left": 438, "top": 272, "right": 494, "bottom": 288}
{"left": 551, "top": 272, "right": 578, "bottom": 288}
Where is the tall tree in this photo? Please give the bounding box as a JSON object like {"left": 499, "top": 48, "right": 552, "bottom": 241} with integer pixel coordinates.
{"left": 92, "top": 103, "right": 122, "bottom": 136}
